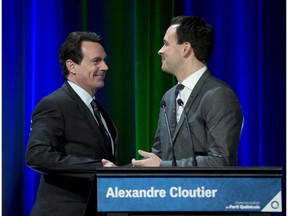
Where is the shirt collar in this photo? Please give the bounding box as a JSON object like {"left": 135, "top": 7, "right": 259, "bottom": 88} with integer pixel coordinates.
{"left": 180, "top": 66, "right": 207, "bottom": 91}
{"left": 67, "top": 81, "right": 93, "bottom": 106}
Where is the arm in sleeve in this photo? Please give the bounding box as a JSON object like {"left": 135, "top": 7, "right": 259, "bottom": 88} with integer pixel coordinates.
{"left": 26, "top": 97, "right": 103, "bottom": 177}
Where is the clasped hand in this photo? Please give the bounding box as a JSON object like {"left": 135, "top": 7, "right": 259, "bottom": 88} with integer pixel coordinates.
{"left": 102, "top": 159, "right": 117, "bottom": 167}
{"left": 131, "top": 150, "right": 161, "bottom": 167}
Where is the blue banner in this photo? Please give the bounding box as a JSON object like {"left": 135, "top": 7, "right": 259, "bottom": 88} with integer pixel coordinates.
{"left": 97, "top": 177, "right": 282, "bottom": 212}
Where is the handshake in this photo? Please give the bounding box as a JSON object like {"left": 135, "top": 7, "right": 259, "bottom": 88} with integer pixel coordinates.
{"left": 102, "top": 150, "right": 161, "bottom": 167}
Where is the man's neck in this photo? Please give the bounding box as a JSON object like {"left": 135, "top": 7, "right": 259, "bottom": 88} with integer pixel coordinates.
{"left": 176, "top": 62, "right": 206, "bottom": 83}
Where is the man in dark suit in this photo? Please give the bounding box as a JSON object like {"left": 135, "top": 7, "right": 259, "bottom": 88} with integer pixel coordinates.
{"left": 26, "top": 32, "right": 117, "bottom": 216}
{"left": 132, "top": 16, "right": 243, "bottom": 167}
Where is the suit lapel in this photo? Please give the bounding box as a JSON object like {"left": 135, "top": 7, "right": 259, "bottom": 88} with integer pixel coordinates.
{"left": 61, "top": 82, "right": 113, "bottom": 156}
{"left": 172, "top": 70, "right": 211, "bottom": 141}
{"left": 62, "top": 82, "right": 99, "bottom": 132}
{"left": 164, "top": 86, "right": 178, "bottom": 137}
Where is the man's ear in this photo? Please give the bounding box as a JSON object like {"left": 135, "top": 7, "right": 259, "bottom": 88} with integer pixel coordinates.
{"left": 66, "top": 59, "right": 76, "bottom": 75}
{"left": 183, "top": 42, "right": 192, "bottom": 57}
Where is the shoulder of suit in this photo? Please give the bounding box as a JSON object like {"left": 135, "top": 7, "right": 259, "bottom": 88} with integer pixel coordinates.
{"left": 36, "top": 83, "right": 72, "bottom": 105}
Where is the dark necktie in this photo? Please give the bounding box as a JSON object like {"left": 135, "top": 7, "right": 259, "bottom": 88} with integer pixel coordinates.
{"left": 175, "top": 84, "right": 185, "bottom": 123}
{"left": 91, "top": 99, "right": 112, "bottom": 154}
{"left": 171, "top": 84, "right": 185, "bottom": 136}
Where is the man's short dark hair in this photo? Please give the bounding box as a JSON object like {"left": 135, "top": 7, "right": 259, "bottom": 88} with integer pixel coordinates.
{"left": 59, "top": 32, "right": 104, "bottom": 78}
{"left": 171, "top": 16, "right": 214, "bottom": 63}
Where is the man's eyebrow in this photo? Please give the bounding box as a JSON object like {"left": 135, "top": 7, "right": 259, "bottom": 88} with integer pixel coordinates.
{"left": 90, "top": 56, "right": 103, "bottom": 61}
{"left": 90, "top": 56, "right": 108, "bottom": 63}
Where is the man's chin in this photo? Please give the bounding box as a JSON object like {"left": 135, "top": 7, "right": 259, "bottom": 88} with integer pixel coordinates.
{"left": 95, "top": 82, "right": 105, "bottom": 90}
{"left": 161, "top": 67, "right": 172, "bottom": 74}
{"left": 161, "top": 65, "right": 167, "bottom": 72}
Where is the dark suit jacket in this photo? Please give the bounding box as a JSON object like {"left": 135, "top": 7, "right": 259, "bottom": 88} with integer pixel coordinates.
{"left": 26, "top": 82, "right": 118, "bottom": 216}
{"left": 152, "top": 70, "right": 243, "bottom": 167}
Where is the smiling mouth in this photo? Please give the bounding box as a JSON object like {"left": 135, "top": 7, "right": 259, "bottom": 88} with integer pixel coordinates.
{"left": 94, "top": 73, "right": 106, "bottom": 77}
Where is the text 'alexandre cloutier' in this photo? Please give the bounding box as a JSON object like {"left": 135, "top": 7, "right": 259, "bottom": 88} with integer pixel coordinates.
{"left": 106, "top": 186, "right": 218, "bottom": 198}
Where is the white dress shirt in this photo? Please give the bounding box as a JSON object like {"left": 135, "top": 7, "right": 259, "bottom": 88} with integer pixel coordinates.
{"left": 176, "top": 66, "right": 207, "bottom": 122}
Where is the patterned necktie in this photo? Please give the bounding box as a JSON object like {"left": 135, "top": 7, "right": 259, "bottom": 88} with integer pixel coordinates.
{"left": 91, "top": 99, "right": 112, "bottom": 154}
